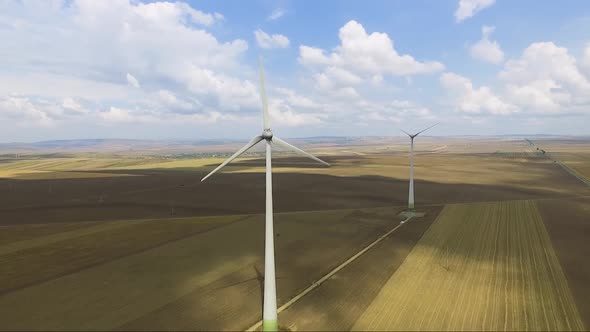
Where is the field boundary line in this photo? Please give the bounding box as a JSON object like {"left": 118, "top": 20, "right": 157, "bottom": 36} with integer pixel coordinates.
{"left": 0, "top": 219, "right": 147, "bottom": 256}
{"left": 0, "top": 213, "right": 251, "bottom": 255}
{"left": 0, "top": 204, "right": 406, "bottom": 224}
{"left": 5, "top": 194, "right": 589, "bottom": 218}
{"left": 526, "top": 139, "right": 590, "bottom": 187}
{"left": 245, "top": 215, "right": 413, "bottom": 332}
{"left": 552, "top": 159, "right": 590, "bottom": 186}
{"left": 0, "top": 215, "right": 251, "bottom": 297}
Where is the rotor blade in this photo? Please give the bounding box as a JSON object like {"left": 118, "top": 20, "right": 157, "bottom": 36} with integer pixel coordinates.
{"left": 272, "top": 136, "right": 330, "bottom": 166}
{"left": 414, "top": 123, "right": 439, "bottom": 137}
{"left": 400, "top": 129, "right": 412, "bottom": 137}
{"left": 201, "top": 136, "right": 263, "bottom": 182}
{"left": 259, "top": 56, "right": 271, "bottom": 130}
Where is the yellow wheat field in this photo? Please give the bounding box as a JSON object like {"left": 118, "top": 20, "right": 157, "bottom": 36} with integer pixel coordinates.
{"left": 353, "top": 200, "right": 584, "bottom": 331}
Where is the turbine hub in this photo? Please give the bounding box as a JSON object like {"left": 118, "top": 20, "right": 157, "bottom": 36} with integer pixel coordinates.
{"left": 262, "top": 129, "right": 273, "bottom": 140}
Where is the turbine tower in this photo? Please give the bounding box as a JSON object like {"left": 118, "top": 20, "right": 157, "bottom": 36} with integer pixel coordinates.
{"left": 401, "top": 123, "right": 438, "bottom": 210}
{"left": 201, "top": 57, "right": 329, "bottom": 331}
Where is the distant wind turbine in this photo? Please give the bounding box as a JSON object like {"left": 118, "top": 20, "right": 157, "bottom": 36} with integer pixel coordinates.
{"left": 201, "top": 56, "right": 329, "bottom": 331}
{"left": 401, "top": 123, "right": 438, "bottom": 210}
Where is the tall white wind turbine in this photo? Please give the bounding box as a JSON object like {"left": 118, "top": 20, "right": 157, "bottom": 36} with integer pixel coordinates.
{"left": 201, "top": 57, "right": 329, "bottom": 331}
{"left": 401, "top": 123, "right": 438, "bottom": 210}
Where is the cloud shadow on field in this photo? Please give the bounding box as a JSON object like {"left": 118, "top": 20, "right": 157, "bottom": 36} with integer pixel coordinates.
{"left": 0, "top": 154, "right": 588, "bottom": 225}
{"left": 1, "top": 153, "right": 589, "bottom": 329}
{"left": 1, "top": 151, "right": 588, "bottom": 330}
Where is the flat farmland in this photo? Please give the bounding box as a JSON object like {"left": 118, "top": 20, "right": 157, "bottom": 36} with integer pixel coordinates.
{"left": 0, "top": 215, "right": 243, "bottom": 294}
{"left": 1, "top": 142, "right": 589, "bottom": 226}
{"left": 549, "top": 152, "right": 590, "bottom": 182}
{"left": 276, "top": 205, "right": 443, "bottom": 331}
{"left": 1, "top": 137, "right": 589, "bottom": 331}
{"left": 527, "top": 138, "right": 590, "bottom": 181}
{"left": 0, "top": 206, "right": 405, "bottom": 330}
{"left": 353, "top": 200, "right": 584, "bottom": 331}
{"left": 538, "top": 197, "right": 590, "bottom": 327}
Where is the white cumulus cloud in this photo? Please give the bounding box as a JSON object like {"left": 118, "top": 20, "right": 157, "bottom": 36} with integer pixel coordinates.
{"left": 267, "top": 8, "right": 285, "bottom": 21}
{"left": 274, "top": 87, "right": 321, "bottom": 109}
{"left": 499, "top": 42, "right": 590, "bottom": 113}
{"left": 469, "top": 26, "right": 504, "bottom": 64}
{"left": 0, "top": 95, "right": 90, "bottom": 126}
{"left": 455, "top": 0, "right": 495, "bottom": 22}
{"left": 269, "top": 105, "right": 324, "bottom": 127}
{"left": 357, "top": 99, "right": 435, "bottom": 124}
{"left": 442, "top": 41, "right": 590, "bottom": 117}
{"left": 156, "top": 89, "right": 198, "bottom": 113}
{"left": 299, "top": 20, "right": 444, "bottom": 77}
{"left": 99, "top": 107, "right": 156, "bottom": 123}
{"left": 298, "top": 20, "right": 444, "bottom": 105}
{"left": 440, "top": 72, "right": 516, "bottom": 114}
{"left": 254, "top": 29, "right": 290, "bottom": 49}
{"left": 126, "top": 73, "right": 140, "bottom": 88}
{"left": 61, "top": 97, "right": 88, "bottom": 115}
{"left": 581, "top": 44, "right": 590, "bottom": 77}
{"left": 298, "top": 46, "right": 331, "bottom": 66}
{"left": 0, "top": 0, "right": 258, "bottom": 130}
{"left": 0, "top": 95, "right": 53, "bottom": 125}
{"left": 266, "top": 87, "right": 326, "bottom": 127}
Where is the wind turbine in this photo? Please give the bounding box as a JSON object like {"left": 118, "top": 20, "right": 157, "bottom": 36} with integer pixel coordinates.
{"left": 201, "top": 57, "right": 329, "bottom": 331}
{"left": 401, "top": 123, "right": 438, "bottom": 210}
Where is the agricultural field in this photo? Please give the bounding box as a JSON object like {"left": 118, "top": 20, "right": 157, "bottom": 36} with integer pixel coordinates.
{"left": 3, "top": 0, "right": 590, "bottom": 330}
{"left": 276, "top": 205, "right": 443, "bottom": 331}
{"left": 1, "top": 139, "right": 587, "bottom": 226}
{"left": 538, "top": 197, "right": 590, "bottom": 327}
{"left": 0, "top": 137, "right": 589, "bottom": 330}
{"left": 527, "top": 138, "right": 590, "bottom": 181}
{"left": 550, "top": 152, "right": 590, "bottom": 182}
{"left": 353, "top": 200, "right": 584, "bottom": 331}
{"left": 0, "top": 206, "right": 408, "bottom": 330}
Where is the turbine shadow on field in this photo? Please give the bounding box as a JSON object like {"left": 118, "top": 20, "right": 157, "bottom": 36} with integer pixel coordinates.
{"left": 253, "top": 264, "right": 264, "bottom": 313}
{"left": 1, "top": 174, "right": 589, "bottom": 329}
{"left": 89, "top": 208, "right": 412, "bottom": 331}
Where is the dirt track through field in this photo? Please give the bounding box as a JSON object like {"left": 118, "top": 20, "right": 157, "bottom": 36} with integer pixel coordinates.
{"left": 353, "top": 200, "right": 584, "bottom": 331}
{"left": 246, "top": 213, "right": 411, "bottom": 331}
{"left": 276, "top": 206, "right": 442, "bottom": 331}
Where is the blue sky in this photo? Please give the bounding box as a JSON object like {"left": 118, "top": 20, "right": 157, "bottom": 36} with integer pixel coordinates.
{"left": 0, "top": 0, "right": 589, "bottom": 142}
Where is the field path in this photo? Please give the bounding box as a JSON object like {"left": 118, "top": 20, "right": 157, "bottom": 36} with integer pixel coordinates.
{"left": 553, "top": 159, "right": 590, "bottom": 186}
{"left": 352, "top": 200, "right": 584, "bottom": 331}
{"left": 246, "top": 213, "right": 412, "bottom": 331}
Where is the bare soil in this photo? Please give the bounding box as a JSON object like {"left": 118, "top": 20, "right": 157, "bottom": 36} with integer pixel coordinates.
{"left": 538, "top": 196, "right": 590, "bottom": 328}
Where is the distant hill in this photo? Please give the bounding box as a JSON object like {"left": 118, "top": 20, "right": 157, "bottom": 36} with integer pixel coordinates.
{"left": 1, "top": 136, "right": 588, "bottom": 155}
{"left": 0, "top": 139, "right": 243, "bottom": 154}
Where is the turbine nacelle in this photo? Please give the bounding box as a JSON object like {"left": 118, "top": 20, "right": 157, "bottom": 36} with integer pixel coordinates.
{"left": 262, "top": 130, "right": 273, "bottom": 140}
{"left": 200, "top": 57, "right": 329, "bottom": 184}
{"left": 401, "top": 123, "right": 439, "bottom": 139}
